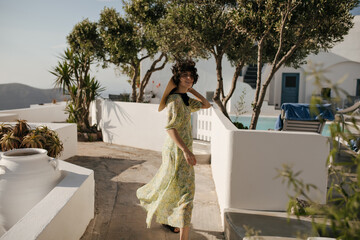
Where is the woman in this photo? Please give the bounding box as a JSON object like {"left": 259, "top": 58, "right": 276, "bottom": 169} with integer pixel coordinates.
{"left": 136, "top": 59, "right": 211, "bottom": 240}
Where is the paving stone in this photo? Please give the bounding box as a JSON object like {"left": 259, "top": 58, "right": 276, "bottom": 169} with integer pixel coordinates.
{"left": 66, "top": 142, "right": 224, "bottom": 240}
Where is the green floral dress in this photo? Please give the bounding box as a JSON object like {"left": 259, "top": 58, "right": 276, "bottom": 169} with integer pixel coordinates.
{"left": 136, "top": 94, "right": 202, "bottom": 228}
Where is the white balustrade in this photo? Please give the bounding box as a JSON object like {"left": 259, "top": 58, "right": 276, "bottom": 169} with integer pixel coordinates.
{"left": 192, "top": 107, "right": 212, "bottom": 142}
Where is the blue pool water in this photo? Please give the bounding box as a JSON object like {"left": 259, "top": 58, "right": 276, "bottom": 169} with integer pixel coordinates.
{"left": 230, "top": 115, "right": 331, "bottom": 137}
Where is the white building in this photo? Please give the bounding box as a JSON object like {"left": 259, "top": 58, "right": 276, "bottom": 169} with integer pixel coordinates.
{"left": 141, "top": 15, "right": 360, "bottom": 114}
{"left": 268, "top": 15, "right": 360, "bottom": 109}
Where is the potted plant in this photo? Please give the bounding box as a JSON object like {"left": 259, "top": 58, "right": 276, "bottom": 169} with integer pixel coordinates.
{"left": 0, "top": 120, "right": 63, "bottom": 157}
{"left": 0, "top": 120, "right": 63, "bottom": 233}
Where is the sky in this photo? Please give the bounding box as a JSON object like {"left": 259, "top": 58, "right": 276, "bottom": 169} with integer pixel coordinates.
{"left": 1, "top": 1, "right": 359, "bottom": 98}
{"left": 0, "top": 0, "right": 131, "bottom": 97}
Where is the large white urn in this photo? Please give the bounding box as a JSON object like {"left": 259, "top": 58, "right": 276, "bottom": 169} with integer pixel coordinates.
{"left": 0, "top": 148, "right": 62, "bottom": 232}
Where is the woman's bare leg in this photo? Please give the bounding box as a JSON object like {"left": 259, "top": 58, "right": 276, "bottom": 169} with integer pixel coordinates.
{"left": 180, "top": 226, "right": 189, "bottom": 240}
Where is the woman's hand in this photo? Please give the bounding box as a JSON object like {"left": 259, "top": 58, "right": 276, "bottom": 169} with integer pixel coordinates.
{"left": 183, "top": 149, "right": 197, "bottom": 166}
{"left": 187, "top": 88, "right": 211, "bottom": 109}
{"left": 167, "top": 129, "right": 197, "bottom": 166}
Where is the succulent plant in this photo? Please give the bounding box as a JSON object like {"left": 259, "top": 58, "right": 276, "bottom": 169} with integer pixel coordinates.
{"left": 13, "top": 120, "right": 30, "bottom": 141}
{"left": 0, "top": 120, "right": 63, "bottom": 158}
{"left": 21, "top": 132, "right": 45, "bottom": 149}
{"left": 0, "top": 132, "right": 21, "bottom": 151}
{"left": 0, "top": 123, "right": 13, "bottom": 140}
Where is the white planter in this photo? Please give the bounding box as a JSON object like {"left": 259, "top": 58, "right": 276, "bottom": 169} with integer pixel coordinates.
{"left": 0, "top": 148, "right": 62, "bottom": 232}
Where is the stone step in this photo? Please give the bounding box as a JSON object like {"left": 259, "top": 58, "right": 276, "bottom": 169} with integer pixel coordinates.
{"left": 193, "top": 139, "right": 211, "bottom": 164}
{"left": 224, "top": 209, "right": 317, "bottom": 240}
{"left": 245, "top": 70, "right": 257, "bottom": 75}
{"left": 193, "top": 139, "right": 211, "bottom": 152}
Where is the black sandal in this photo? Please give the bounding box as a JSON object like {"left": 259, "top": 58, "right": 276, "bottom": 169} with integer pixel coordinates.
{"left": 162, "top": 224, "right": 180, "bottom": 233}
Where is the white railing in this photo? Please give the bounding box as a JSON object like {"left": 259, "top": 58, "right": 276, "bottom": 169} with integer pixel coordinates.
{"left": 192, "top": 107, "right": 212, "bottom": 141}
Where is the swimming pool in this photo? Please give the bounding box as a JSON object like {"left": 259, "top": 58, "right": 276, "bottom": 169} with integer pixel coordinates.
{"left": 230, "top": 115, "right": 331, "bottom": 137}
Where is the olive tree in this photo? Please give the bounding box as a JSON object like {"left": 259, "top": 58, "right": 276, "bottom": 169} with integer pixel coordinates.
{"left": 154, "top": 0, "right": 256, "bottom": 118}
{"left": 233, "top": 0, "right": 359, "bottom": 129}
{"left": 98, "top": 7, "right": 167, "bottom": 102}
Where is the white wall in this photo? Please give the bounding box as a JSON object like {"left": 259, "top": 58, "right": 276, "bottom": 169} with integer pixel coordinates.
{"left": 0, "top": 161, "right": 94, "bottom": 240}
{"left": 211, "top": 107, "right": 329, "bottom": 225}
{"left": 268, "top": 66, "right": 306, "bottom": 108}
{"left": 271, "top": 60, "right": 360, "bottom": 107}
{"left": 0, "top": 102, "right": 67, "bottom": 123}
{"left": 306, "top": 61, "right": 360, "bottom": 100}
{"left": 330, "top": 15, "right": 360, "bottom": 63}
{"left": 98, "top": 99, "right": 168, "bottom": 152}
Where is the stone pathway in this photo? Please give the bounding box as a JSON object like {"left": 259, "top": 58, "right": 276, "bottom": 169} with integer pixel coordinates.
{"left": 66, "top": 142, "right": 224, "bottom": 240}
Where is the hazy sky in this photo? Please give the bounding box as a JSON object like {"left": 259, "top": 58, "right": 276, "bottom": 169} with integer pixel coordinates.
{"left": 0, "top": 0, "right": 131, "bottom": 97}
{"left": 1, "top": 1, "right": 359, "bottom": 98}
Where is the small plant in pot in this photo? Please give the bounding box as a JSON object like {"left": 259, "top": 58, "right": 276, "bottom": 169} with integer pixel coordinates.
{"left": 0, "top": 120, "right": 63, "bottom": 158}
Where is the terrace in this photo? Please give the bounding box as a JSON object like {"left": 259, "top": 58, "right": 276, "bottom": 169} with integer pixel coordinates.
{"left": 0, "top": 100, "right": 346, "bottom": 239}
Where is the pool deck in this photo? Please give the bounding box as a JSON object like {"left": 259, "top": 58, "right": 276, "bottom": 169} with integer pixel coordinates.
{"left": 66, "top": 141, "right": 224, "bottom": 240}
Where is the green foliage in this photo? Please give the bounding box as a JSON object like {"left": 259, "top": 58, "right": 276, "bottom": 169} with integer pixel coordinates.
{"left": 123, "top": 0, "right": 167, "bottom": 27}
{"left": 232, "top": 88, "right": 249, "bottom": 129}
{"left": 243, "top": 225, "right": 262, "bottom": 238}
{"left": 0, "top": 120, "right": 63, "bottom": 158}
{"left": 233, "top": 0, "right": 359, "bottom": 129}
{"left": 233, "top": 122, "right": 248, "bottom": 130}
{"left": 98, "top": 6, "right": 167, "bottom": 102}
{"left": 50, "top": 48, "right": 104, "bottom": 131}
{"left": 278, "top": 66, "right": 360, "bottom": 239}
{"left": 151, "top": 0, "right": 255, "bottom": 118}
{"left": 98, "top": 7, "right": 150, "bottom": 66}
{"left": 67, "top": 18, "right": 104, "bottom": 60}
{"left": 234, "top": 88, "right": 247, "bottom": 120}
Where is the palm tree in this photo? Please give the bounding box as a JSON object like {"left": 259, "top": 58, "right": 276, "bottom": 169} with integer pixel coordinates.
{"left": 50, "top": 48, "right": 104, "bottom": 131}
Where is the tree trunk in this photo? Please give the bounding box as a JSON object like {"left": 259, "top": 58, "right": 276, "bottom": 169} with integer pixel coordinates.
{"left": 131, "top": 65, "right": 139, "bottom": 102}
{"left": 249, "top": 39, "right": 300, "bottom": 129}
{"left": 250, "top": 63, "right": 280, "bottom": 129}
{"left": 213, "top": 54, "right": 230, "bottom": 118}
{"left": 136, "top": 53, "right": 167, "bottom": 103}
{"left": 222, "top": 62, "right": 244, "bottom": 111}
{"left": 250, "top": 40, "right": 264, "bottom": 129}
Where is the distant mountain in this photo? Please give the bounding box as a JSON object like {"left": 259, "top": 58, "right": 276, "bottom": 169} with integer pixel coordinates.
{"left": 0, "top": 83, "right": 68, "bottom": 110}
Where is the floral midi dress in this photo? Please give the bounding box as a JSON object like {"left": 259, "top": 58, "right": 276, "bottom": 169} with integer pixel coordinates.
{"left": 136, "top": 93, "right": 202, "bottom": 228}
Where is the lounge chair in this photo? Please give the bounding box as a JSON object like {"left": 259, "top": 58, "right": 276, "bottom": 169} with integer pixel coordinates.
{"left": 282, "top": 119, "right": 325, "bottom": 133}
{"left": 275, "top": 103, "right": 335, "bottom": 134}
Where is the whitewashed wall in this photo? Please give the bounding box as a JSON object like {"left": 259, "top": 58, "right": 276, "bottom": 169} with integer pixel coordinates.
{"left": 97, "top": 99, "right": 168, "bottom": 152}
{"left": 0, "top": 102, "right": 67, "bottom": 123}
{"left": 211, "top": 107, "right": 329, "bottom": 225}
{"left": 0, "top": 161, "right": 94, "bottom": 240}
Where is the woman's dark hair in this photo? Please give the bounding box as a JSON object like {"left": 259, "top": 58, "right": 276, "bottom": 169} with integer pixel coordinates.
{"left": 171, "top": 59, "right": 199, "bottom": 87}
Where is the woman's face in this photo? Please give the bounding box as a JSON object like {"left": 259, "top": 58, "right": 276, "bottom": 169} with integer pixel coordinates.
{"left": 179, "top": 71, "right": 194, "bottom": 89}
